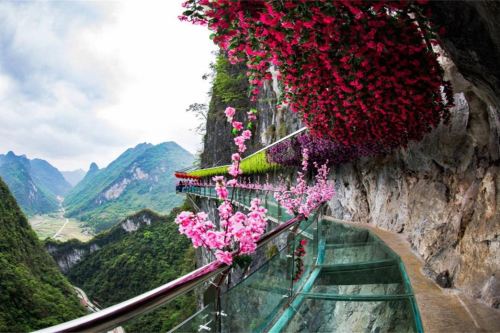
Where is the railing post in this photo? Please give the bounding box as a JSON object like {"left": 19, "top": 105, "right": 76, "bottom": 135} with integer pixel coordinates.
{"left": 289, "top": 228, "right": 296, "bottom": 298}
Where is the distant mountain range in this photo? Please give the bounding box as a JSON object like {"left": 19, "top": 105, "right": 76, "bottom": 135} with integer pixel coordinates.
{"left": 61, "top": 169, "right": 86, "bottom": 187}
{"left": 63, "top": 142, "right": 194, "bottom": 232}
{"left": 0, "top": 142, "right": 194, "bottom": 231}
{"left": 0, "top": 152, "right": 71, "bottom": 215}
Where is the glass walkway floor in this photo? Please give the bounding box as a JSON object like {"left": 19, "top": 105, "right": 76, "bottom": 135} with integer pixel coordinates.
{"left": 173, "top": 187, "right": 423, "bottom": 333}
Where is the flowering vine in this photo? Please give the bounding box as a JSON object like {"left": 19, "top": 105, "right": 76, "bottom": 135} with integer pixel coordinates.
{"left": 181, "top": 0, "right": 453, "bottom": 153}
{"left": 175, "top": 107, "right": 267, "bottom": 266}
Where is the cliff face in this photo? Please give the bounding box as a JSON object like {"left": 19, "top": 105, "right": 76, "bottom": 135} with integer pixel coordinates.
{"left": 321, "top": 2, "right": 500, "bottom": 308}
{"left": 430, "top": 1, "right": 500, "bottom": 110}
{"left": 200, "top": 56, "right": 301, "bottom": 168}
{"left": 328, "top": 63, "right": 499, "bottom": 307}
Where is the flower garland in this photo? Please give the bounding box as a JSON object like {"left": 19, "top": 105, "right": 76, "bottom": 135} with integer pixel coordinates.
{"left": 181, "top": 0, "right": 453, "bottom": 153}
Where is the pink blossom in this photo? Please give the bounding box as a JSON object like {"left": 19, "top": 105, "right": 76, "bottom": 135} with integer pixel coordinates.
{"left": 215, "top": 250, "right": 233, "bottom": 265}
{"left": 274, "top": 149, "right": 335, "bottom": 217}
{"left": 213, "top": 176, "right": 229, "bottom": 200}
{"left": 228, "top": 163, "right": 242, "bottom": 177}
{"left": 225, "top": 106, "right": 236, "bottom": 121}
{"left": 234, "top": 136, "right": 247, "bottom": 153}
{"left": 231, "top": 153, "right": 241, "bottom": 162}
{"left": 232, "top": 121, "right": 244, "bottom": 131}
{"left": 242, "top": 130, "right": 252, "bottom": 140}
{"left": 247, "top": 112, "right": 257, "bottom": 121}
{"left": 218, "top": 201, "right": 233, "bottom": 220}
{"left": 175, "top": 105, "right": 268, "bottom": 265}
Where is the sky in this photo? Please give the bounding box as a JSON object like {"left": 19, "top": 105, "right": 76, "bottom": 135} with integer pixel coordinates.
{"left": 0, "top": 0, "right": 216, "bottom": 171}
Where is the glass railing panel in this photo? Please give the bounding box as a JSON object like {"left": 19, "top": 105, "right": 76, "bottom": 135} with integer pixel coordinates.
{"left": 283, "top": 298, "right": 417, "bottom": 333}
{"left": 310, "top": 264, "right": 406, "bottom": 296}
{"left": 168, "top": 303, "right": 215, "bottom": 333}
{"left": 291, "top": 215, "right": 319, "bottom": 293}
{"left": 169, "top": 217, "right": 308, "bottom": 333}
{"left": 220, "top": 248, "right": 292, "bottom": 333}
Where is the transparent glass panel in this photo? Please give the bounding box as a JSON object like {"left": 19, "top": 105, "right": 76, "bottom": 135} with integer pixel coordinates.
{"left": 284, "top": 298, "right": 417, "bottom": 333}
{"left": 292, "top": 217, "right": 319, "bottom": 293}
{"left": 220, "top": 247, "right": 293, "bottom": 332}
{"left": 323, "top": 243, "right": 394, "bottom": 265}
{"left": 169, "top": 303, "right": 215, "bottom": 333}
{"left": 311, "top": 265, "right": 406, "bottom": 296}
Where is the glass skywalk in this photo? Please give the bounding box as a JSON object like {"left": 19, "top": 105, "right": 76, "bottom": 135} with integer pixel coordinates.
{"left": 173, "top": 186, "right": 423, "bottom": 333}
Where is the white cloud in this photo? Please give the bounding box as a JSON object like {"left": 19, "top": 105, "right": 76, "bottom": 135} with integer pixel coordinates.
{"left": 0, "top": 0, "right": 215, "bottom": 170}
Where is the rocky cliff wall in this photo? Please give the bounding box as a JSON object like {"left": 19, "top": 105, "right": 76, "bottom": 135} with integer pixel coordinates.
{"left": 327, "top": 59, "right": 499, "bottom": 308}
{"left": 200, "top": 56, "right": 301, "bottom": 168}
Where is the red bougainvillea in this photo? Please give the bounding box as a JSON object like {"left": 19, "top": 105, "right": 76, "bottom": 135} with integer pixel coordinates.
{"left": 181, "top": 0, "right": 453, "bottom": 151}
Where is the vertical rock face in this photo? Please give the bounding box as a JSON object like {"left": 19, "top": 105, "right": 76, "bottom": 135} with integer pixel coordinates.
{"left": 328, "top": 60, "right": 499, "bottom": 308}
{"left": 430, "top": 1, "right": 500, "bottom": 109}
{"left": 200, "top": 56, "right": 301, "bottom": 168}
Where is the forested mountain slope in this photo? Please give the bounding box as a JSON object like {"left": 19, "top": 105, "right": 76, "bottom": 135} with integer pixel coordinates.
{"left": 0, "top": 177, "right": 85, "bottom": 331}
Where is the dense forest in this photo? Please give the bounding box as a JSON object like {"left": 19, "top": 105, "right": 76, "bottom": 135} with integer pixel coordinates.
{"left": 65, "top": 207, "right": 196, "bottom": 332}
{"left": 0, "top": 177, "right": 85, "bottom": 331}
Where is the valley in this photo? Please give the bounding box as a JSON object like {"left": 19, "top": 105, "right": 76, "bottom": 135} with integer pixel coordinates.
{"left": 29, "top": 198, "right": 92, "bottom": 242}
{"left": 29, "top": 213, "right": 92, "bottom": 242}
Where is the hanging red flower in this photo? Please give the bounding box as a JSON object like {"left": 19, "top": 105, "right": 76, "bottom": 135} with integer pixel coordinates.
{"left": 180, "top": 0, "right": 453, "bottom": 153}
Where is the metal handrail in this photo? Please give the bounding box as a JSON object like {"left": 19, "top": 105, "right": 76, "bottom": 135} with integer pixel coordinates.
{"left": 35, "top": 211, "right": 308, "bottom": 333}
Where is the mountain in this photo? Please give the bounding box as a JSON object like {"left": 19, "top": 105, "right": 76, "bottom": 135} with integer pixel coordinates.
{"left": 61, "top": 169, "right": 86, "bottom": 187}
{"left": 64, "top": 142, "right": 194, "bottom": 232}
{"left": 0, "top": 177, "right": 85, "bottom": 331}
{"left": 0, "top": 152, "right": 66, "bottom": 215}
{"left": 30, "top": 158, "right": 72, "bottom": 196}
{"left": 48, "top": 208, "right": 195, "bottom": 332}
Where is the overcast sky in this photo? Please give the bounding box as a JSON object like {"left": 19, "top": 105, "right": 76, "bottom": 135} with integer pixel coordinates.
{"left": 0, "top": 0, "right": 216, "bottom": 171}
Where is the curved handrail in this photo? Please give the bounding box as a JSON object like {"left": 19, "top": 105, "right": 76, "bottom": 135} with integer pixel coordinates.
{"left": 35, "top": 212, "right": 307, "bottom": 333}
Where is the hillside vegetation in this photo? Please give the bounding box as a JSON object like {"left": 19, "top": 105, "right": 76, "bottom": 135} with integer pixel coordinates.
{"left": 0, "top": 152, "right": 71, "bottom": 215}
{"left": 0, "top": 177, "right": 85, "bottom": 331}
{"left": 62, "top": 207, "right": 196, "bottom": 332}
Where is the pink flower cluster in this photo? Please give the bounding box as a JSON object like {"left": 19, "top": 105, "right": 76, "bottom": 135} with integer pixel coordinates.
{"left": 274, "top": 148, "right": 335, "bottom": 217}
{"left": 175, "top": 106, "right": 268, "bottom": 266}
{"left": 228, "top": 107, "right": 254, "bottom": 177}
